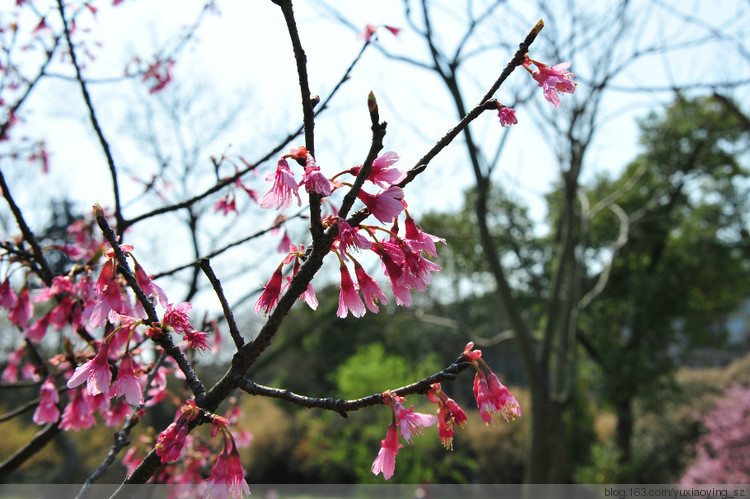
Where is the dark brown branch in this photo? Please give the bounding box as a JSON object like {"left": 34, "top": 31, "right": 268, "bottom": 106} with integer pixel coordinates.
{"left": 200, "top": 259, "right": 245, "bottom": 350}
{"left": 94, "top": 211, "right": 205, "bottom": 399}
{"left": 0, "top": 424, "right": 60, "bottom": 479}
{"left": 0, "top": 168, "right": 54, "bottom": 286}
{"left": 278, "top": 0, "right": 324, "bottom": 240}
{"left": 57, "top": 0, "right": 124, "bottom": 236}
{"left": 236, "top": 357, "right": 470, "bottom": 416}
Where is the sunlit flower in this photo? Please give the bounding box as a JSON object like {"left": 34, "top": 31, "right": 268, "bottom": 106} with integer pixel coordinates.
{"left": 111, "top": 351, "right": 143, "bottom": 406}
{"left": 525, "top": 56, "right": 576, "bottom": 108}
{"left": 205, "top": 446, "right": 251, "bottom": 499}
{"left": 255, "top": 264, "right": 284, "bottom": 316}
{"left": 337, "top": 263, "right": 365, "bottom": 318}
{"left": 67, "top": 341, "right": 112, "bottom": 396}
{"left": 259, "top": 158, "right": 301, "bottom": 210}
{"left": 497, "top": 105, "right": 518, "bottom": 127}
{"left": 353, "top": 260, "right": 388, "bottom": 313}
{"left": 357, "top": 185, "right": 404, "bottom": 223}
{"left": 371, "top": 423, "right": 402, "bottom": 480}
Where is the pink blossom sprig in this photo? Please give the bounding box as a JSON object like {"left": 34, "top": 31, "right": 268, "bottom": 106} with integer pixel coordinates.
{"left": 523, "top": 54, "right": 576, "bottom": 108}
{"left": 463, "top": 342, "right": 521, "bottom": 424}
{"left": 372, "top": 391, "right": 437, "bottom": 480}
{"left": 155, "top": 400, "right": 202, "bottom": 463}
{"left": 206, "top": 415, "right": 251, "bottom": 498}
{"left": 427, "top": 383, "right": 467, "bottom": 450}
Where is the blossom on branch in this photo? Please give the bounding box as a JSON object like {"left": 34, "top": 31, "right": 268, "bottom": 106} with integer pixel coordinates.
{"left": 66, "top": 340, "right": 112, "bottom": 397}
{"left": 353, "top": 260, "right": 388, "bottom": 313}
{"left": 337, "top": 263, "right": 365, "bottom": 318}
{"left": 357, "top": 185, "right": 405, "bottom": 224}
{"left": 523, "top": 55, "right": 576, "bottom": 108}
{"left": 384, "top": 392, "right": 437, "bottom": 444}
{"left": 497, "top": 105, "right": 518, "bottom": 127}
{"left": 371, "top": 423, "right": 402, "bottom": 480}
{"left": 155, "top": 400, "right": 201, "bottom": 463}
{"left": 111, "top": 351, "right": 143, "bottom": 406}
{"left": 427, "top": 383, "right": 467, "bottom": 450}
{"left": 463, "top": 342, "right": 521, "bottom": 424}
{"left": 33, "top": 376, "right": 60, "bottom": 425}
{"left": 259, "top": 158, "right": 301, "bottom": 210}
{"left": 255, "top": 264, "right": 284, "bottom": 316}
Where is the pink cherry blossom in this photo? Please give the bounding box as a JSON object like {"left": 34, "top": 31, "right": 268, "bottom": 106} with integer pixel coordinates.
{"left": 528, "top": 59, "right": 576, "bottom": 108}
{"left": 33, "top": 376, "right": 60, "bottom": 425}
{"left": 255, "top": 264, "right": 284, "bottom": 316}
{"left": 300, "top": 165, "right": 332, "bottom": 197}
{"left": 1, "top": 347, "right": 23, "bottom": 383}
{"left": 214, "top": 194, "right": 238, "bottom": 216}
{"left": 59, "top": 388, "right": 97, "bottom": 431}
{"left": 371, "top": 423, "right": 403, "bottom": 480}
{"left": 205, "top": 447, "right": 251, "bottom": 499}
{"left": 337, "top": 219, "right": 371, "bottom": 257}
{"left": 337, "top": 263, "right": 365, "bottom": 318}
{"left": 156, "top": 400, "right": 201, "bottom": 463}
{"left": 111, "top": 351, "right": 143, "bottom": 406}
{"left": 404, "top": 213, "right": 445, "bottom": 258}
{"left": 392, "top": 402, "right": 437, "bottom": 444}
{"left": 183, "top": 330, "right": 211, "bottom": 351}
{"left": 398, "top": 242, "right": 442, "bottom": 292}
{"left": 373, "top": 243, "right": 412, "bottom": 306}
{"left": 25, "top": 312, "right": 50, "bottom": 343}
{"left": 163, "top": 302, "right": 194, "bottom": 333}
{"left": 134, "top": 259, "right": 168, "bottom": 308}
{"left": 156, "top": 419, "right": 191, "bottom": 463}
{"left": 277, "top": 230, "right": 293, "bottom": 254}
{"left": 497, "top": 106, "right": 518, "bottom": 127}
{"left": 463, "top": 342, "right": 521, "bottom": 424}
{"left": 428, "top": 383, "right": 468, "bottom": 450}
{"left": 357, "top": 185, "right": 404, "bottom": 223}
{"left": 351, "top": 151, "right": 406, "bottom": 188}
{"left": 67, "top": 341, "right": 112, "bottom": 396}
{"left": 104, "top": 398, "right": 132, "bottom": 427}
{"left": 487, "top": 371, "right": 522, "bottom": 422}
{"left": 353, "top": 260, "right": 388, "bottom": 313}
{"left": 8, "top": 286, "right": 32, "bottom": 328}
{"left": 88, "top": 279, "right": 125, "bottom": 328}
{"left": 259, "top": 158, "right": 301, "bottom": 210}
{"left": 34, "top": 275, "right": 74, "bottom": 302}
{"left": 358, "top": 24, "right": 400, "bottom": 42}
{"left": 0, "top": 279, "right": 17, "bottom": 310}
{"left": 358, "top": 24, "right": 378, "bottom": 42}
{"left": 301, "top": 281, "right": 318, "bottom": 310}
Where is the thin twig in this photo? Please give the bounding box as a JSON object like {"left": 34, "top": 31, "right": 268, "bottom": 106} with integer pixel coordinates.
{"left": 200, "top": 259, "right": 245, "bottom": 350}
{"left": 398, "top": 20, "right": 544, "bottom": 189}
{"left": 57, "top": 0, "right": 124, "bottom": 236}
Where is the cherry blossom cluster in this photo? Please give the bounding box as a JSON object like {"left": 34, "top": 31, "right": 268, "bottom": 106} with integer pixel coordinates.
{"left": 254, "top": 147, "right": 445, "bottom": 319}
{"left": 494, "top": 54, "right": 576, "bottom": 126}
{"left": 144, "top": 399, "right": 251, "bottom": 496}
{"left": 372, "top": 343, "right": 520, "bottom": 480}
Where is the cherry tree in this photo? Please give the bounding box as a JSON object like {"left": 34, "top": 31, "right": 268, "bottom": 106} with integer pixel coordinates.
{"left": 0, "top": 0, "right": 574, "bottom": 494}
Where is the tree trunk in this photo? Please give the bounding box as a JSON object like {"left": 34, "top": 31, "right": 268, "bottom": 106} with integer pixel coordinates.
{"left": 614, "top": 396, "right": 633, "bottom": 465}
{"left": 525, "top": 378, "right": 568, "bottom": 483}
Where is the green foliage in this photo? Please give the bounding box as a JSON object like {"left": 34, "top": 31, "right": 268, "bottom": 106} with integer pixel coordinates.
{"left": 332, "top": 343, "right": 440, "bottom": 399}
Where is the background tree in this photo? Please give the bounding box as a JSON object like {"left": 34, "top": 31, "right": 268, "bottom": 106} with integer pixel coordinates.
{"left": 578, "top": 95, "right": 750, "bottom": 474}
{"left": 318, "top": 0, "right": 750, "bottom": 482}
